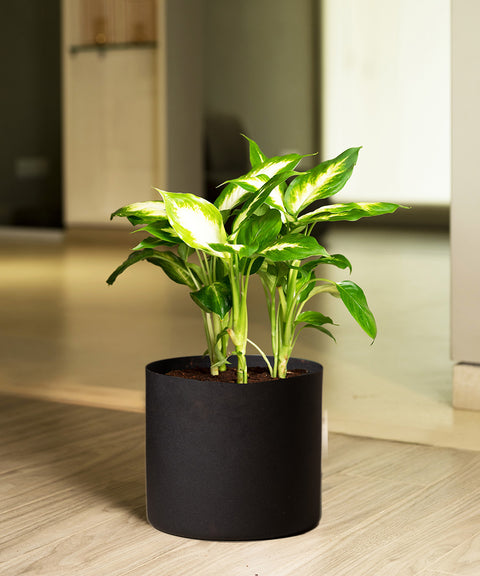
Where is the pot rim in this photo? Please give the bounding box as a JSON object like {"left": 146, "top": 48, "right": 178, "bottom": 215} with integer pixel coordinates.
{"left": 146, "top": 354, "right": 323, "bottom": 386}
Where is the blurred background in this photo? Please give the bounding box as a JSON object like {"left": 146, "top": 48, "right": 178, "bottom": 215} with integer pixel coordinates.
{"left": 0, "top": 0, "right": 450, "bottom": 227}
{"left": 2, "top": 0, "right": 479, "bottom": 449}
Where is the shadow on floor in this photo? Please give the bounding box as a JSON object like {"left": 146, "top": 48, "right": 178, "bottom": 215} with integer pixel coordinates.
{"left": 1, "top": 395, "right": 147, "bottom": 522}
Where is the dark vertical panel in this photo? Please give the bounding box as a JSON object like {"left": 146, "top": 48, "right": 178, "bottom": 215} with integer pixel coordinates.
{"left": 312, "top": 0, "right": 321, "bottom": 156}
{"left": 0, "top": 0, "right": 62, "bottom": 227}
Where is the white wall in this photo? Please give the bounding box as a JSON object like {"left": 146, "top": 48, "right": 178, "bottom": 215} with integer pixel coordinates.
{"left": 451, "top": 0, "right": 480, "bottom": 364}
{"left": 322, "top": 0, "right": 450, "bottom": 205}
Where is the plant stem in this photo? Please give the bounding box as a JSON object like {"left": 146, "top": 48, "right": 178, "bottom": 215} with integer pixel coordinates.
{"left": 202, "top": 311, "right": 219, "bottom": 376}
{"left": 275, "top": 261, "right": 300, "bottom": 378}
{"left": 227, "top": 255, "right": 252, "bottom": 383}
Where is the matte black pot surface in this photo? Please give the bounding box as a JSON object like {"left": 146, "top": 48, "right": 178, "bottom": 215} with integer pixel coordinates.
{"left": 145, "top": 355, "right": 323, "bottom": 541}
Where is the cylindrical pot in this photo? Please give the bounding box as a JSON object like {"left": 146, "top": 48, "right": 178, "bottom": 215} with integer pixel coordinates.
{"left": 145, "top": 355, "right": 323, "bottom": 541}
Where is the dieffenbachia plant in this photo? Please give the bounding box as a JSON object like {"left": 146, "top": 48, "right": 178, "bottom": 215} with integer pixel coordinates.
{"left": 107, "top": 149, "right": 306, "bottom": 382}
{"left": 107, "top": 136, "right": 405, "bottom": 382}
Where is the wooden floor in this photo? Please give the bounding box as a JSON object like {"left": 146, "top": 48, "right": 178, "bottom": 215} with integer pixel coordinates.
{"left": 1, "top": 394, "right": 480, "bottom": 576}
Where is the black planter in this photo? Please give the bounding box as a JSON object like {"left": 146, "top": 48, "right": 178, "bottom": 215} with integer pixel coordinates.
{"left": 145, "top": 355, "right": 323, "bottom": 541}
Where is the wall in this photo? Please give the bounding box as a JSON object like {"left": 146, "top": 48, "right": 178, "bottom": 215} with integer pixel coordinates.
{"left": 162, "top": 0, "right": 204, "bottom": 194}
{"left": 451, "top": 0, "right": 480, "bottom": 364}
{"left": 322, "top": 0, "right": 450, "bottom": 205}
{"left": 203, "top": 0, "right": 316, "bottom": 159}
{"left": 63, "top": 0, "right": 204, "bottom": 227}
{"left": 63, "top": 0, "right": 157, "bottom": 226}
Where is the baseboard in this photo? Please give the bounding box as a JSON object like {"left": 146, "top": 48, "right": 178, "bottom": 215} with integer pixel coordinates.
{"left": 453, "top": 363, "right": 480, "bottom": 411}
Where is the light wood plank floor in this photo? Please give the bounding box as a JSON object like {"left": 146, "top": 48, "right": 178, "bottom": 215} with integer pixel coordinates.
{"left": 1, "top": 394, "right": 479, "bottom": 576}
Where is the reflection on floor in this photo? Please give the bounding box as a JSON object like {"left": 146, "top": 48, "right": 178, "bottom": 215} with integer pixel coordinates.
{"left": 1, "top": 225, "right": 479, "bottom": 450}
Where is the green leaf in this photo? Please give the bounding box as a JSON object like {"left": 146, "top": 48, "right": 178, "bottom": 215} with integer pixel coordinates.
{"left": 258, "top": 262, "right": 279, "bottom": 294}
{"left": 248, "top": 256, "right": 265, "bottom": 275}
{"left": 284, "top": 148, "right": 361, "bottom": 216}
{"left": 242, "top": 134, "right": 268, "bottom": 168}
{"left": 133, "top": 230, "right": 179, "bottom": 248}
{"left": 236, "top": 209, "right": 283, "bottom": 252}
{"left": 136, "top": 221, "right": 180, "bottom": 244}
{"left": 262, "top": 234, "right": 328, "bottom": 262}
{"left": 107, "top": 249, "right": 196, "bottom": 289}
{"left": 320, "top": 254, "right": 352, "bottom": 272}
{"left": 178, "top": 243, "right": 194, "bottom": 261}
{"left": 107, "top": 250, "right": 154, "bottom": 285}
{"left": 295, "top": 311, "right": 336, "bottom": 327}
{"left": 190, "top": 280, "right": 232, "bottom": 318}
{"left": 147, "top": 251, "right": 198, "bottom": 288}
{"left": 296, "top": 276, "right": 316, "bottom": 304}
{"left": 160, "top": 191, "right": 227, "bottom": 254}
{"left": 214, "top": 154, "right": 306, "bottom": 212}
{"left": 298, "top": 202, "right": 405, "bottom": 224}
{"left": 336, "top": 280, "right": 377, "bottom": 340}
{"left": 302, "top": 324, "right": 337, "bottom": 342}
{"left": 295, "top": 311, "right": 337, "bottom": 342}
{"left": 132, "top": 237, "right": 170, "bottom": 251}
{"left": 301, "top": 254, "right": 353, "bottom": 274}
{"left": 110, "top": 201, "right": 167, "bottom": 223}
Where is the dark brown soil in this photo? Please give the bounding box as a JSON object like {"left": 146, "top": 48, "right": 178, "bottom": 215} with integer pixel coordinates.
{"left": 166, "top": 366, "right": 307, "bottom": 383}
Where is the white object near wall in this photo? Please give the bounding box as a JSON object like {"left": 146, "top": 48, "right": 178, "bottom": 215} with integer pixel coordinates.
{"left": 321, "top": 0, "right": 450, "bottom": 205}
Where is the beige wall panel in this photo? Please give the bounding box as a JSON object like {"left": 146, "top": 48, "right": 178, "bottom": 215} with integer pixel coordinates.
{"left": 451, "top": 0, "right": 480, "bottom": 364}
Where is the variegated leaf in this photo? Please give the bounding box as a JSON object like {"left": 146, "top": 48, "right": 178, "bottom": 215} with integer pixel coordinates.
{"left": 284, "top": 147, "right": 361, "bottom": 216}
{"left": 261, "top": 234, "right": 328, "bottom": 262}
{"left": 232, "top": 171, "right": 298, "bottom": 232}
{"left": 209, "top": 243, "right": 250, "bottom": 256}
{"left": 242, "top": 134, "right": 268, "bottom": 168}
{"left": 214, "top": 154, "right": 306, "bottom": 212}
{"left": 134, "top": 223, "right": 180, "bottom": 246}
{"left": 110, "top": 201, "right": 167, "bottom": 224}
{"left": 298, "top": 202, "right": 404, "bottom": 224}
{"left": 265, "top": 182, "right": 294, "bottom": 221}
{"left": 160, "top": 191, "right": 227, "bottom": 253}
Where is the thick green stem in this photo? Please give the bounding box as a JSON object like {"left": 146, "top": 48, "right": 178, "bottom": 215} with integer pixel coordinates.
{"left": 278, "top": 353, "right": 289, "bottom": 379}
{"left": 274, "top": 261, "right": 300, "bottom": 378}
{"left": 202, "top": 312, "right": 219, "bottom": 376}
{"left": 211, "top": 313, "right": 228, "bottom": 372}
{"left": 236, "top": 352, "right": 248, "bottom": 384}
{"left": 270, "top": 292, "right": 279, "bottom": 378}
{"left": 228, "top": 255, "right": 252, "bottom": 383}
